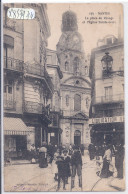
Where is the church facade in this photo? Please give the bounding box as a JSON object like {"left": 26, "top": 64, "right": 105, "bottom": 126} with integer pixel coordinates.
{"left": 56, "top": 11, "right": 91, "bottom": 148}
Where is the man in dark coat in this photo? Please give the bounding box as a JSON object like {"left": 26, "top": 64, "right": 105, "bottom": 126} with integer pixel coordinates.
{"left": 56, "top": 155, "right": 65, "bottom": 190}
{"left": 115, "top": 143, "right": 124, "bottom": 179}
{"left": 70, "top": 145, "right": 82, "bottom": 188}
{"left": 88, "top": 143, "right": 95, "bottom": 160}
{"left": 58, "top": 143, "right": 63, "bottom": 155}
{"left": 47, "top": 143, "right": 54, "bottom": 163}
{"left": 62, "top": 149, "right": 71, "bottom": 184}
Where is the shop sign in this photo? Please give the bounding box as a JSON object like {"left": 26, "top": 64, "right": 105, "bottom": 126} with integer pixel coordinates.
{"left": 89, "top": 116, "right": 124, "bottom": 125}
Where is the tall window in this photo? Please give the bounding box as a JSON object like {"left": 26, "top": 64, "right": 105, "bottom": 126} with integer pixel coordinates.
{"left": 74, "top": 57, "right": 80, "bottom": 75}
{"left": 4, "top": 6, "right": 8, "bottom": 25}
{"left": 104, "top": 86, "right": 112, "bottom": 101}
{"left": 66, "top": 95, "right": 69, "bottom": 106}
{"left": 65, "top": 61, "right": 69, "bottom": 71}
{"left": 4, "top": 35, "right": 14, "bottom": 68}
{"left": 4, "top": 80, "right": 14, "bottom": 102}
{"left": 74, "top": 94, "right": 81, "bottom": 111}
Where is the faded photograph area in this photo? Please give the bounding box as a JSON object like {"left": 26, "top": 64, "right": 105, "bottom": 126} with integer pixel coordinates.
{"left": 3, "top": 3, "right": 124, "bottom": 192}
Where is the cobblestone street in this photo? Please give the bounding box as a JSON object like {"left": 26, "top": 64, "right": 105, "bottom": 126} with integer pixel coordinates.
{"left": 4, "top": 151, "right": 125, "bottom": 192}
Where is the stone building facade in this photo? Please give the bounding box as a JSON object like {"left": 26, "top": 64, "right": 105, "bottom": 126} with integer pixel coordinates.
{"left": 3, "top": 4, "right": 53, "bottom": 159}
{"left": 89, "top": 35, "right": 124, "bottom": 146}
{"left": 46, "top": 49, "right": 63, "bottom": 146}
{"left": 56, "top": 11, "right": 91, "bottom": 148}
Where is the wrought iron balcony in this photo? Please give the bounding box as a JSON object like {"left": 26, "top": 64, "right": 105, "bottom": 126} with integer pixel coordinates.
{"left": 24, "top": 63, "right": 44, "bottom": 77}
{"left": 4, "top": 57, "right": 23, "bottom": 72}
{"left": 93, "top": 94, "right": 124, "bottom": 105}
{"left": 102, "top": 69, "right": 124, "bottom": 78}
{"left": 23, "top": 100, "right": 50, "bottom": 116}
{"left": 4, "top": 100, "right": 16, "bottom": 110}
{"left": 3, "top": 17, "right": 16, "bottom": 30}
{"left": 49, "top": 112, "right": 59, "bottom": 127}
{"left": 24, "top": 101, "right": 43, "bottom": 114}
{"left": 24, "top": 63, "right": 54, "bottom": 93}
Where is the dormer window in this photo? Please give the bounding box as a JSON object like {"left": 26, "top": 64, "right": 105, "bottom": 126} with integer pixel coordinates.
{"left": 106, "top": 37, "right": 112, "bottom": 45}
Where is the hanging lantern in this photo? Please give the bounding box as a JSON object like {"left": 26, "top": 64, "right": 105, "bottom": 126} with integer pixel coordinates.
{"left": 101, "top": 52, "right": 113, "bottom": 75}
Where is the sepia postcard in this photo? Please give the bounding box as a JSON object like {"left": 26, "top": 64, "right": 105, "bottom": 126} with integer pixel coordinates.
{"left": 2, "top": 3, "right": 125, "bottom": 192}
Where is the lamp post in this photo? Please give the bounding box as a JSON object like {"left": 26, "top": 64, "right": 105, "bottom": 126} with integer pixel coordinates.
{"left": 101, "top": 52, "right": 113, "bottom": 76}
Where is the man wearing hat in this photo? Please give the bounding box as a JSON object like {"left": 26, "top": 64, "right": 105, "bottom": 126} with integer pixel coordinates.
{"left": 62, "top": 149, "right": 71, "bottom": 184}
{"left": 56, "top": 149, "right": 71, "bottom": 190}
{"left": 70, "top": 145, "right": 82, "bottom": 189}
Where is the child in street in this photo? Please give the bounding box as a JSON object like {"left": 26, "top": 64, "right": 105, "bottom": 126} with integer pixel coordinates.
{"left": 56, "top": 149, "right": 71, "bottom": 190}
{"left": 61, "top": 149, "right": 71, "bottom": 184}
{"left": 70, "top": 145, "right": 82, "bottom": 189}
{"left": 56, "top": 155, "right": 66, "bottom": 190}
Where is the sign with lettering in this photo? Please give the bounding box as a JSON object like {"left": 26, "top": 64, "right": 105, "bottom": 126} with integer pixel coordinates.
{"left": 89, "top": 116, "right": 124, "bottom": 125}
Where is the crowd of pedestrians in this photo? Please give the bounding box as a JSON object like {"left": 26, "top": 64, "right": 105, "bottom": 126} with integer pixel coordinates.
{"left": 53, "top": 144, "right": 83, "bottom": 190}
{"left": 88, "top": 142, "right": 124, "bottom": 179}
{"left": 28, "top": 141, "right": 124, "bottom": 190}
{"left": 29, "top": 142, "right": 84, "bottom": 190}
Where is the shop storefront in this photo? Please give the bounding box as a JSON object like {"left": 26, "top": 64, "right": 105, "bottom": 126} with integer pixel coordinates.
{"left": 4, "top": 117, "right": 35, "bottom": 159}
{"left": 89, "top": 116, "right": 124, "bottom": 146}
{"left": 48, "top": 127, "right": 62, "bottom": 146}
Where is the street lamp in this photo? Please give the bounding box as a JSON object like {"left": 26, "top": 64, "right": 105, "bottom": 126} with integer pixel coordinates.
{"left": 101, "top": 52, "right": 113, "bottom": 76}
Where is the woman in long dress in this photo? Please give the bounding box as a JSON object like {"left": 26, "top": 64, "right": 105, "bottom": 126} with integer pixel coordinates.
{"left": 100, "top": 144, "right": 113, "bottom": 178}
{"left": 39, "top": 142, "right": 48, "bottom": 168}
{"left": 52, "top": 148, "right": 60, "bottom": 181}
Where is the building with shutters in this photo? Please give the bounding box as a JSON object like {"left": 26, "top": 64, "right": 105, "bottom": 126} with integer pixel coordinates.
{"left": 89, "top": 35, "right": 124, "bottom": 146}
{"left": 56, "top": 10, "right": 91, "bottom": 148}
{"left": 46, "top": 49, "right": 63, "bottom": 146}
{"left": 3, "top": 3, "right": 54, "bottom": 159}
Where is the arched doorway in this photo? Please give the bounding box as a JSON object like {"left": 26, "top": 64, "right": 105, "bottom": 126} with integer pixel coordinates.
{"left": 74, "top": 130, "right": 81, "bottom": 146}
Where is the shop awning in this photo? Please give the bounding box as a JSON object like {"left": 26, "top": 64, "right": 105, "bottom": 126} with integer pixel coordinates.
{"left": 4, "top": 117, "right": 30, "bottom": 135}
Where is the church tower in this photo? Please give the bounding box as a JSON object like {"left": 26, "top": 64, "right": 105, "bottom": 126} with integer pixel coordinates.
{"left": 57, "top": 10, "right": 91, "bottom": 148}
{"left": 57, "top": 10, "right": 89, "bottom": 79}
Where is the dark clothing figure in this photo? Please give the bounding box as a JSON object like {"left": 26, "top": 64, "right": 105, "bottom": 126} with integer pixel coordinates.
{"left": 64, "top": 155, "right": 71, "bottom": 177}
{"left": 47, "top": 144, "right": 54, "bottom": 163}
{"left": 101, "top": 145, "right": 106, "bottom": 158}
{"left": 71, "top": 150, "right": 82, "bottom": 166}
{"left": 100, "top": 158, "right": 113, "bottom": 178}
{"left": 39, "top": 146, "right": 48, "bottom": 168}
{"left": 56, "top": 156, "right": 66, "bottom": 190}
{"left": 88, "top": 144, "right": 95, "bottom": 160}
{"left": 58, "top": 144, "right": 63, "bottom": 155}
{"left": 115, "top": 145, "right": 124, "bottom": 179}
{"left": 71, "top": 148, "right": 82, "bottom": 188}
{"left": 100, "top": 146, "right": 113, "bottom": 178}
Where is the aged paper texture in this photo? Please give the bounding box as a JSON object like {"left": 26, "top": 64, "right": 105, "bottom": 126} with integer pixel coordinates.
{"left": 3, "top": 3, "right": 125, "bottom": 192}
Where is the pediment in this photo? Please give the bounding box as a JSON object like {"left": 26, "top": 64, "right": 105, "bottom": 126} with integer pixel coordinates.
{"left": 71, "top": 112, "right": 89, "bottom": 120}
{"left": 62, "top": 76, "right": 91, "bottom": 88}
